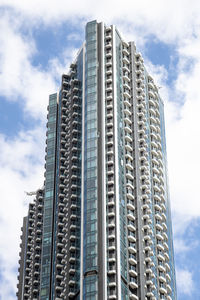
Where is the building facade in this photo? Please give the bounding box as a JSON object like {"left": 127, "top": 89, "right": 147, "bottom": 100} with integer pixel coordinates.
{"left": 17, "top": 20, "right": 176, "bottom": 300}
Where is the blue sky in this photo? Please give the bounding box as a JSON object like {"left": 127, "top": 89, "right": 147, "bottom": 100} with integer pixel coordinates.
{"left": 0, "top": 1, "right": 200, "bottom": 299}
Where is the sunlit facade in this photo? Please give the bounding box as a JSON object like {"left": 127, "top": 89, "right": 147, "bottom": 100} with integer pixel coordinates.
{"left": 17, "top": 20, "right": 176, "bottom": 300}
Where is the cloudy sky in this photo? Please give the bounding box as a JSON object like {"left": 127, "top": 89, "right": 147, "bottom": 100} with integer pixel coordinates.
{"left": 0, "top": 0, "right": 200, "bottom": 299}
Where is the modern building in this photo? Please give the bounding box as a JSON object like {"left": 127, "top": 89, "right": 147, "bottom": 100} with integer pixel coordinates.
{"left": 17, "top": 20, "right": 176, "bottom": 300}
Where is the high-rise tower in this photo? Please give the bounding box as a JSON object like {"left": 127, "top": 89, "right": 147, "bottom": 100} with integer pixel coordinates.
{"left": 17, "top": 20, "right": 176, "bottom": 300}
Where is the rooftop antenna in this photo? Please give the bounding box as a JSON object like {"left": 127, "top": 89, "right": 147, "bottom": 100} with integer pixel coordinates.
{"left": 24, "top": 191, "right": 37, "bottom": 196}
{"left": 24, "top": 186, "right": 44, "bottom": 196}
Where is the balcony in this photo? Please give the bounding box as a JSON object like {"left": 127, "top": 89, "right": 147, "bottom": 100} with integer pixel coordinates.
{"left": 122, "top": 55, "right": 129, "bottom": 65}
{"left": 127, "top": 210, "right": 135, "bottom": 220}
{"left": 157, "top": 243, "right": 165, "bottom": 252}
{"left": 122, "top": 65, "right": 130, "bottom": 73}
{"left": 162, "top": 212, "right": 167, "bottom": 221}
{"left": 70, "top": 234, "right": 76, "bottom": 241}
{"left": 154, "top": 203, "right": 162, "bottom": 212}
{"left": 108, "top": 244, "right": 116, "bottom": 251}
{"left": 165, "top": 262, "right": 170, "bottom": 271}
{"left": 126, "top": 161, "right": 133, "bottom": 170}
{"left": 125, "top": 133, "right": 132, "bottom": 143}
{"left": 108, "top": 281, "right": 116, "bottom": 287}
{"left": 164, "top": 242, "right": 169, "bottom": 251}
{"left": 130, "top": 294, "right": 138, "bottom": 300}
{"left": 106, "top": 69, "right": 112, "bottom": 76}
{"left": 69, "top": 245, "right": 76, "bottom": 252}
{"left": 108, "top": 221, "right": 115, "bottom": 228}
{"left": 56, "top": 263, "right": 63, "bottom": 270}
{"left": 128, "top": 221, "right": 136, "bottom": 232}
{"left": 123, "top": 75, "right": 130, "bottom": 86}
{"left": 122, "top": 47, "right": 129, "bottom": 56}
{"left": 107, "top": 120, "right": 113, "bottom": 128}
{"left": 109, "top": 295, "right": 117, "bottom": 299}
{"left": 159, "top": 287, "right": 167, "bottom": 294}
{"left": 124, "top": 107, "right": 132, "bottom": 116}
{"left": 149, "top": 98, "right": 156, "bottom": 107}
{"left": 106, "top": 85, "right": 113, "bottom": 92}
{"left": 107, "top": 166, "right": 114, "bottom": 175}
{"left": 157, "top": 253, "right": 165, "bottom": 261}
{"left": 125, "top": 152, "right": 133, "bottom": 161}
{"left": 156, "top": 117, "right": 161, "bottom": 125}
{"left": 128, "top": 231, "right": 136, "bottom": 243}
{"left": 129, "top": 278, "right": 138, "bottom": 289}
{"left": 106, "top": 51, "right": 112, "bottom": 58}
{"left": 143, "top": 233, "right": 151, "bottom": 241}
{"left": 69, "top": 267, "right": 75, "bottom": 274}
{"left": 142, "top": 213, "right": 150, "bottom": 220}
{"left": 107, "top": 138, "right": 113, "bottom": 146}
{"left": 162, "top": 232, "right": 168, "bottom": 240}
{"left": 108, "top": 188, "right": 114, "bottom": 196}
{"left": 70, "top": 214, "right": 77, "bottom": 220}
{"left": 105, "top": 41, "right": 112, "bottom": 49}
{"left": 68, "top": 292, "right": 75, "bottom": 298}
{"left": 108, "top": 198, "right": 115, "bottom": 206}
{"left": 108, "top": 255, "right": 116, "bottom": 262}
{"left": 107, "top": 129, "right": 113, "bottom": 137}
{"left": 56, "top": 253, "right": 64, "bottom": 259}
{"left": 128, "top": 243, "right": 137, "bottom": 254}
{"left": 108, "top": 268, "right": 116, "bottom": 275}
{"left": 108, "top": 210, "right": 115, "bottom": 218}
{"left": 70, "top": 223, "right": 77, "bottom": 230}
{"left": 70, "top": 202, "right": 78, "bottom": 210}
{"left": 166, "top": 273, "right": 171, "bottom": 282}
{"left": 150, "top": 115, "right": 156, "bottom": 123}
{"left": 125, "top": 124, "right": 132, "bottom": 134}
{"left": 158, "top": 264, "right": 166, "bottom": 273}
{"left": 155, "top": 223, "right": 163, "bottom": 231}
{"left": 129, "top": 254, "right": 137, "bottom": 265}
{"left": 108, "top": 232, "right": 115, "bottom": 239}
{"left": 124, "top": 140, "right": 133, "bottom": 151}
{"left": 69, "top": 279, "right": 75, "bottom": 286}
{"left": 164, "top": 252, "right": 170, "bottom": 261}
{"left": 107, "top": 147, "right": 114, "bottom": 155}
{"left": 155, "top": 213, "right": 162, "bottom": 221}
{"left": 129, "top": 268, "right": 137, "bottom": 277}
{"left": 127, "top": 200, "right": 135, "bottom": 210}
{"left": 56, "top": 274, "right": 63, "bottom": 281}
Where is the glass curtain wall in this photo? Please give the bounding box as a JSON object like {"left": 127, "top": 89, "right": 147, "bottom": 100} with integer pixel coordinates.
{"left": 83, "top": 21, "right": 98, "bottom": 300}
{"left": 40, "top": 93, "right": 58, "bottom": 300}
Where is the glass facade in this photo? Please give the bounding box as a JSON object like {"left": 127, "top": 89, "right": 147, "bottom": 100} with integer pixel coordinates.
{"left": 40, "top": 93, "right": 58, "bottom": 300}
{"left": 83, "top": 21, "right": 98, "bottom": 300}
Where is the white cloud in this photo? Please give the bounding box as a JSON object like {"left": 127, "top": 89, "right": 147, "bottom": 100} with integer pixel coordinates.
{"left": 48, "top": 46, "right": 80, "bottom": 82}
{"left": 174, "top": 237, "right": 199, "bottom": 254}
{"left": 0, "top": 14, "right": 58, "bottom": 120}
{"left": 174, "top": 239, "right": 190, "bottom": 254}
{"left": 176, "top": 268, "right": 194, "bottom": 295}
{"left": 0, "top": 13, "right": 84, "bottom": 121}
{"left": 0, "top": 128, "right": 45, "bottom": 299}
{"left": 165, "top": 54, "right": 200, "bottom": 220}
{"left": 1, "top": 0, "right": 200, "bottom": 45}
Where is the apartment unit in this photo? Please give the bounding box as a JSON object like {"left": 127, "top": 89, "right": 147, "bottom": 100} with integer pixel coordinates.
{"left": 17, "top": 20, "right": 176, "bottom": 300}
